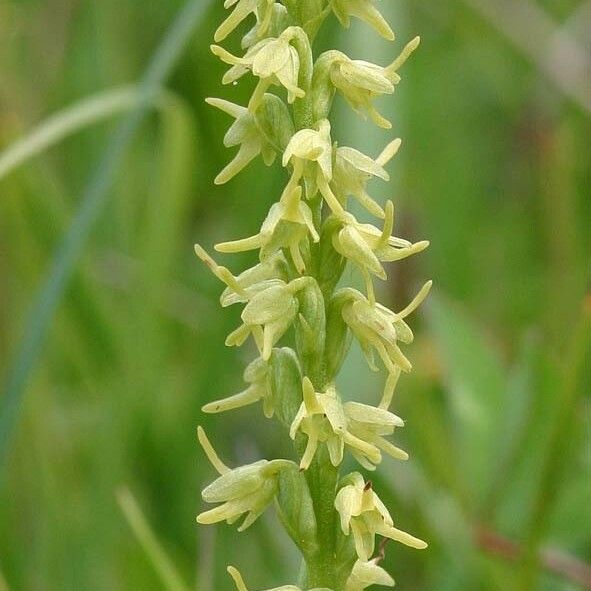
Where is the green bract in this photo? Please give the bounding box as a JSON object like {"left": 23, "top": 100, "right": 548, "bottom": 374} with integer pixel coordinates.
{"left": 196, "top": 2, "right": 430, "bottom": 589}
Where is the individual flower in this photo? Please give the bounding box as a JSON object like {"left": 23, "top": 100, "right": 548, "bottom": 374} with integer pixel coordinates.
{"left": 197, "top": 427, "right": 295, "bottom": 531}
{"left": 202, "top": 356, "right": 274, "bottom": 417}
{"left": 289, "top": 378, "right": 406, "bottom": 470}
{"left": 215, "top": 184, "right": 320, "bottom": 273}
{"left": 282, "top": 120, "right": 346, "bottom": 217}
{"left": 331, "top": 0, "right": 395, "bottom": 41}
{"left": 206, "top": 98, "right": 276, "bottom": 184}
{"left": 340, "top": 280, "right": 432, "bottom": 376}
{"left": 331, "top": 202, "right": 429, "bottom": 302}
{"left": 212, "top": 26, "right": 307, "bottom": 108}
{"left": 345, "top": 559, "right": 395, "bottom": 591}
{"left": 319, "top": 37, "right": 420, "bottom": 128}
{"left": 195, "top": 245, "right": 289, "bottom": 307}
{"left": 335, "top": 473, "right": 427, "bottom": 561}
{"left": 332, "top": 139, "right": 402, "bottom": 218}
{"left": 344, "top": 400, "right": 408, "bottom": 470}
{"left": 227, "top": 566, "right": 333, "bottom": 591}
{"left": 214, "top": 0, "right": 276, "bottom": 43}
{"left": 225, "top": 276, "right": 314, "bottom": 360}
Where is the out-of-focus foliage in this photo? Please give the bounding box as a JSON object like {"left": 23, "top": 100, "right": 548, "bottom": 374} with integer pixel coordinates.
{"left": 0, "top": 1, "right": 589, "bottom": 591}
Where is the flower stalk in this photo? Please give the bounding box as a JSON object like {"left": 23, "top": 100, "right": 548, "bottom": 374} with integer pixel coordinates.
{"left": 196, "top": 2, "right": 430, "bottom": 590}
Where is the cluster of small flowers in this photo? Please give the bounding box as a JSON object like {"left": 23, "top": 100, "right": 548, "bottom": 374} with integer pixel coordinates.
{"left": 195, "top": 2, "right": 430, "bottom": 590}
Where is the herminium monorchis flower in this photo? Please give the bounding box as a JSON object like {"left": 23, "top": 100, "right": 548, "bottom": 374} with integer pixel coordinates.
{"left": 214, "top": 0, "right": 277, "bottom": 43}
{"left": 212, "top": 26, "right": 308, "bottom": 109}
{"left": 331, "top": 202, "right": 429, "bottom": 303}
{"left": 206, "top": 98, "right": 276, "bottom": 185}
{"left": 216, "top": 184, "right": 319, "bottom": 274}
{"left": 289, "top": 377, "right": 408, "bottom": 470}
{"left": 345, "top": 559, "right": 395, "bottom": 591}
{"left": 335, "top": 473, "right": 427, "bottom": 562}
{"left": 332, "top": 139, "right": 402, "bottom": 218}
{"left": 202, "top": 356, "right": 274, "bottom": 417}
{"left": 198, "top": 3, "right": 430, "bottom": 589}
{"left": 331, "top": 0, "right": 395, "bottom": 41}
{"left": 197, "top": 427, "right": 295, "bottom": 531}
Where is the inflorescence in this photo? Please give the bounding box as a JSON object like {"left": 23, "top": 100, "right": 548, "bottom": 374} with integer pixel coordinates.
{"left": 195, "top": 2, "right": 430, "bottom": 590}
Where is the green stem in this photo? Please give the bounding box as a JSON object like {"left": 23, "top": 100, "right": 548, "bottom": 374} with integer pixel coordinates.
{"left": 288, "top": 5, "right": 350, "bottom": 589}
{"left": 304, "top": 451, "right": 339, "bottom": 588}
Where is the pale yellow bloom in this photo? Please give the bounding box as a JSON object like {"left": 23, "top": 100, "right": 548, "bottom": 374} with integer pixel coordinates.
{"left": 332, "top": 139, "right": 402, "bottom": 218}
{"left": 345, "top": 559, "right": 395, "bottom": 591}
{"left": 335, "top": 473, "right": 427, "bottom": 561}
{"left": 340, "top": 281, "right": 432, "bottom": 375}
{"left": 331, "top": 0, "right": 395, "bottom": 41}
{"left": 212, "top": 26, "right": 306, "bottom": 109}
{"left": 206, "top": 98, "right": 276, "bottom": 184}
{"left": 202, "top": 356, "right": 274, "bottom": 417}
{"left": 196, "top": 427, "right": 295, "bottom": 531}
{"left": 318, "top": 38, "right": 420, "bottom": 129}
{"left": 332, "top": 202, "right": 429, "bottom": 303}
{"left": 282, "top": 120, "right": 346, "bottom": 217}
{"left": 215, "top": 185, "right": 320, "bottom": 273}
{"left": 289, "top": 378, "right": 407, "bottom": 470}
{"left": 215, "top": 0, "right": 276, "bottom": 43}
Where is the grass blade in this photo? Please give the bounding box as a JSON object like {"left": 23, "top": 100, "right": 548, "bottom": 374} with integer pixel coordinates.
{"left": 117, "top": 487, "right": 191, "bottom": 591}
{"left": 0, "top": 0, "right": 211, "bottom": 470}
{"left": 0, "top": 87, "right": 142, "bottom": 181}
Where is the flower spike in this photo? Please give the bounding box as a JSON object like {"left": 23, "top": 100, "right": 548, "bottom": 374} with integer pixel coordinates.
{"left": 199, "top": 2, "right": 429, "bottom": 587}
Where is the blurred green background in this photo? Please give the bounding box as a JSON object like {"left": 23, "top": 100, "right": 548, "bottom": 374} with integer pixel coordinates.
{"left": 1, "top": 0, "right": 590, "bottom": 590}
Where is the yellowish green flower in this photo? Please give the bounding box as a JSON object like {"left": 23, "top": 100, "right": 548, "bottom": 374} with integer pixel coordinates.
{"left": 282, "top": 119, "right": 346, "bottom": 216}
{"left": 215, "top": 184, "right": 319, "bottom": 273}
{"left": 331, "top": 0, "right": 395, "bottom": 41}
{"left": 345, "top": 559, "right": 395, "bottom": 591}
{"left": 340, "top": 281, "right": 432, "bottom": 375}
{"left": 289, "top": 377, "right": 407, "bottom": 470}
{"left": 197, "top": 427, "right": 295, "bottom": 531}
{"left": 332, "top": 139, "right": 402, "bottom": 218}
{"left": 206, "top": 98, "right": 276, "bottom": 184}
{"left": 215, "top": 0, "right": 276, "bottom": 43}
{"left": 332, "top": 202, "right": 429, "bottom": 303}
{"left": 202, "top": 356, "right": 274, "bottom": 417}
{"left": 335, "top": 473, "right": 427, "bottom": 561}
{"left": 212, "top": 26, "right": 308, "bottom": 108}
